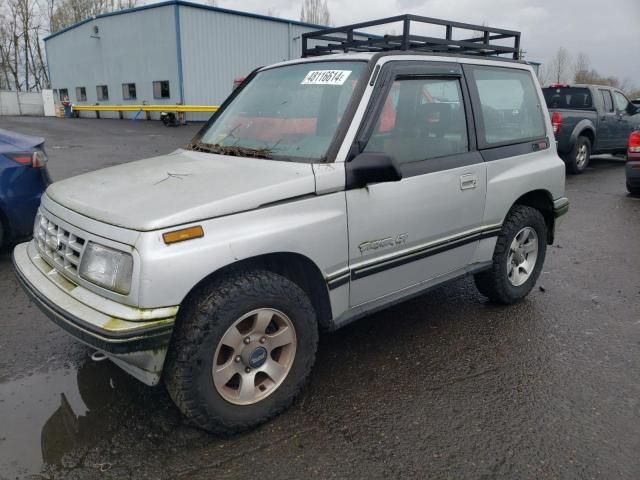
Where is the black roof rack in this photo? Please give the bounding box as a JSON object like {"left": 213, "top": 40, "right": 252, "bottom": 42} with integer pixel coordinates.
{"left": 302, "top": 14, "right": 521, "bottom": 60}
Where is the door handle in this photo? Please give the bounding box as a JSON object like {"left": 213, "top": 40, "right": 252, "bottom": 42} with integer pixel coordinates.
{"left": 460, "top": 174, "right": 478, "bottom": 190}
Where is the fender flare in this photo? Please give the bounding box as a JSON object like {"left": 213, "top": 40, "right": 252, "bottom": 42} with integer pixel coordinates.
{"left": 568, "top": 119, "right": 596, "bottom": 151}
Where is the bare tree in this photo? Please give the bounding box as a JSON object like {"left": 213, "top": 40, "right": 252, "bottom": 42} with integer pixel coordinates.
{"left": 300, "top": 0, "right": 330, "bottom": 26}
{"left": 573, "top": 52, "right": 591, "bottom": 83}
{"left": 536, "top": 63, "right": 550, "bottom": 87}
{"left": 548, "top": 47, "right": 571, "bottom": 84}
{"left": 51, "top": 0, "right": 139, "bottom": 33}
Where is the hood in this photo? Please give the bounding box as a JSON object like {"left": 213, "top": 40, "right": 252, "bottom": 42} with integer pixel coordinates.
{"left": 46, "top": 149, "right": 316, "bottom": 231}
{"left": 0, "top": 128, "right": 44, "bottom": 153}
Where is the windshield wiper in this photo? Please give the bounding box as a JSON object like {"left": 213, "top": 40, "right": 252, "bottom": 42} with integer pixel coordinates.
{"left": 185, "top": 140, "right": 273, "bottom": 159}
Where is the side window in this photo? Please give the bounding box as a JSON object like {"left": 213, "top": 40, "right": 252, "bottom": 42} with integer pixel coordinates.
{"left": 614, "top": 91, "right": 630, "bottom": 112}
{"left": 363, "top": 77, "right": 469, "bottom": 165}
{"left": 470, "top": 66, "right": 545, "bottom": 146}
{"left": 600, "top": 90, "right": 614, "bottom": 113}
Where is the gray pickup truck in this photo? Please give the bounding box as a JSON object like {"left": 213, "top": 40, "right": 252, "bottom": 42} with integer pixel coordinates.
{"left": 542, "top": 84, "right": 640, "bottom": 173}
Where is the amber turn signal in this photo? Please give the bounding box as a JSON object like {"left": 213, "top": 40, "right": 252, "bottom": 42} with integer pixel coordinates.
{"left": 163, "top": 226, "right": 204, "bottom": 244}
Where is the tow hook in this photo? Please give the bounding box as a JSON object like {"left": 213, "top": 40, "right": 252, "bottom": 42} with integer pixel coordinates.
{"left": 90, "top": 350, "right": 108, "bottom": 362}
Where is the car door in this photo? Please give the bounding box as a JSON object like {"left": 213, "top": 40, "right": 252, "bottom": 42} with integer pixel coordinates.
{"left": 613, "top": 90, "right": 638, "bottom": 149}
{"left": 597, "top": 89, "right": 616, "bottom": 150}
{"left": 345, "top": 61, "right": 487, "bottom": 307}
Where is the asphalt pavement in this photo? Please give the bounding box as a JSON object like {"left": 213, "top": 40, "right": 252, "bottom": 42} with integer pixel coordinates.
{"left": 0, "top": 116, "right": 639, "bottom": 480}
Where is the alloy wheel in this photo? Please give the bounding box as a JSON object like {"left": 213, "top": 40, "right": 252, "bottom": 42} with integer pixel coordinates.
{"left": 212, "top": 308, "right": 297, "bottom": 405}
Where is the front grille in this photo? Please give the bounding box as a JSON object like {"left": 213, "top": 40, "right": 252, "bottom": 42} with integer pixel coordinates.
{"left": 34, "top": 210, "right": 86, "bottom": 278}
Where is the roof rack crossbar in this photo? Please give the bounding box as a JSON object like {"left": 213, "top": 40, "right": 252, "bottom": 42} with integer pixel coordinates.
{"left": 302, "top": 14, "right": 521, "bottom": 60}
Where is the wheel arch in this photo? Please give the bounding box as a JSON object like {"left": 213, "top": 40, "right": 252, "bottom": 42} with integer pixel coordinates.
{"left": 179, "top": 252, "right": 333, "bottom": 330}
{"left": 570, "top": 121, "right": 596, "bottom": 150}
{"left": 512, "top": 189, "right": 555, "bottom": 244}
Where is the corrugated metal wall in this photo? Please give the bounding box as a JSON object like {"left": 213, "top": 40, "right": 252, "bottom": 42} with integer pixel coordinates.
{"left": 178, "top": 5, "right": 317, "bottom": 121}
{"left": 46, "top": 5, "right": 179, "bottom": 119}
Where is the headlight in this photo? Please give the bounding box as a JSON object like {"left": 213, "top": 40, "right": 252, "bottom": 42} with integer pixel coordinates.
{"left": 79, "top": 242, "right": 133, "bottom": 294}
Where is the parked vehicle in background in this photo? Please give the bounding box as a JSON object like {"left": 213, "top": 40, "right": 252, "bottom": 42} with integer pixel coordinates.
{"left": 542, "top": 84, "right": 640, "bottom": 174}
{"left": 0, "top": 129, "right": 51, "bottom": 248}
{"left": 632, "top": 99, "right": 640, "bottom": 106}
{"left": 626, "top": 130, "right": 640, "bottom": 195}
{"left": 13, "top": 16, "right": 568, "bottom": 434}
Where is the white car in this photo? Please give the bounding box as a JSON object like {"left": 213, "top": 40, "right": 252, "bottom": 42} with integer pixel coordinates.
{"left": 13, "top": 15, "right": 568, "bottom": 433}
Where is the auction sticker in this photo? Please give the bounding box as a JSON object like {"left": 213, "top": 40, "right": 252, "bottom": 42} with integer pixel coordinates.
{"left": 301, "top": 70, "right": 352, "bottom": 85}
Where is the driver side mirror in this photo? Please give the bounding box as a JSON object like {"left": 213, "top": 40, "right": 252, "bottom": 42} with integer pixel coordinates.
{"left": 346, "top": 152, "right": 403, "bottom": 188}
{"left": 627, "top": 102, "right": 638, "bottom": 115}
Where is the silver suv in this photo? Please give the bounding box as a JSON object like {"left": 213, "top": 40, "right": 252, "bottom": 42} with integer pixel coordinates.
{"left": 13, "top": 17, "right": 568, "bottom": 433}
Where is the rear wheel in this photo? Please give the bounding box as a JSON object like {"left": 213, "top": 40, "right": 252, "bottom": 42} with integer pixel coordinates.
{"left": 474, "top": 205, "right": 547, "bottom": 304}
{"left": 565, "top": 136, "right": 591, "bottom": 174}
{"left": 165, "top": 269, "right": 318, "bottom": 434}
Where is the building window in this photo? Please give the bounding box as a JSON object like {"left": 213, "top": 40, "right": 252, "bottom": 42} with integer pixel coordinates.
{"left": 153, "top": 80, "right": 170, "bottom": 99}
{"left": 76, "top": 87, "right": 87, "bottom": 102}
{"left": 97, "top": 85, "right": 109, "bottom": 101}
{"left": 122, "top": 83, "right": 137, "bottom": 100}
{"left": 59, "top": 88, "right": 68, "bottom": 101}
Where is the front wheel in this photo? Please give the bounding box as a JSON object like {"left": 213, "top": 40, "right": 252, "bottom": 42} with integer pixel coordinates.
{"left": 165, "top": 270, "right": 318, "bottom": 434}
{"left": 474, "top": 205, "right": 547, "bottom": 304}
{"left": 565, "top": 135, "right": 591, "bottom": 174}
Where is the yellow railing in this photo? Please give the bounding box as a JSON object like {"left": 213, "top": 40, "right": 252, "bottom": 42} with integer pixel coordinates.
{"left": 72, "top": 104, "right": 219, "bottom": 112}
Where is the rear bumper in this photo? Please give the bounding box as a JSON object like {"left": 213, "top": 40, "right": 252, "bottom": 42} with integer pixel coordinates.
{"left": 12, "top": 242, "right": 176, "bottom": 385}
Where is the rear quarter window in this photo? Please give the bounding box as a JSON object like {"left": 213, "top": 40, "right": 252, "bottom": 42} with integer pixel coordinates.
{"left": 468, "top": 65, "right": 546, "bottom": 147}
{"left": 542, "top": 87, "right": 594, "bottom": 110}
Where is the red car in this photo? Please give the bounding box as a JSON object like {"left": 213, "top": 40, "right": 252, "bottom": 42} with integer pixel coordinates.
{"left": 626, "top": 130, "right": 640, "bottom": 195}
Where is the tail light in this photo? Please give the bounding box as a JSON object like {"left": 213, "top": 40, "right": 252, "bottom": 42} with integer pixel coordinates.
{"left": 628, "top": 131, "right": 640, "bottom": 157}
{"left": 6, "top": 150, "right": 47, "bottom": 168}
{"left": 551, "top": 111, "right": 563, "bottom": 135}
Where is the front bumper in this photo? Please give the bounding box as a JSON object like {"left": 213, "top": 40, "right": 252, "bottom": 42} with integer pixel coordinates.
{"left": 626, "top": 161, "right": 640, "bottom": 188}
{"left": 553, "top": 197, "right": 570, "bottom": 219}
{"left": 12, "top": 242, "right": 177, "bottom": 385}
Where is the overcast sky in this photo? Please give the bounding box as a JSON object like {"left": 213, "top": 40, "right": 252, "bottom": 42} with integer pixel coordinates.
{"left": 216, "top": 0, "right": 640, "bottom": 88}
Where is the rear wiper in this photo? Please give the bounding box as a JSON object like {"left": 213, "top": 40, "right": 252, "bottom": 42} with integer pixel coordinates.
{"left": 185, "top": 140, "right": 273, "bottom": 159}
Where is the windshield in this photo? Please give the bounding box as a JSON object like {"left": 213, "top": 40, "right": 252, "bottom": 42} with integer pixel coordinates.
{"left": 190, "top": 61, "right": 367, "bottom": 162}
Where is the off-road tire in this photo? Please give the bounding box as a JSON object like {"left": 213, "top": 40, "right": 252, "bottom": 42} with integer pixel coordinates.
{"left": 474, "top": 205, "right": 547, "bottom": 304}
{"left": 164, "top": 269, "right": 318, "bottom": 435}
{"left": 565, "top": 135, "right": 591, "bottom": 174}
{"left": 627, "top": 182, "right": 640, "bottom": 196}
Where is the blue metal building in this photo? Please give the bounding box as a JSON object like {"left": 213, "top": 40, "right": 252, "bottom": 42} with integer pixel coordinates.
{"left": 44, "top": 1, "right": 328, "bottom": 120}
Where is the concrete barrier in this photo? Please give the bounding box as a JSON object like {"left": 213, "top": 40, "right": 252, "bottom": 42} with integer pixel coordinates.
{"left": 0, "top": 91, "right": 45, "bottom": 116}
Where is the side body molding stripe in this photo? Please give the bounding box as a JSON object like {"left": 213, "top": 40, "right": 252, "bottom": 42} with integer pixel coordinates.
{"left": 326, "top": 224, "right": 502, "bottom": 289}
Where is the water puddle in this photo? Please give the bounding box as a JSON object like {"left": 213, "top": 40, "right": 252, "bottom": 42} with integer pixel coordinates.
{"left": 0, "top": 361, "right": 132, "bottom": 477}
